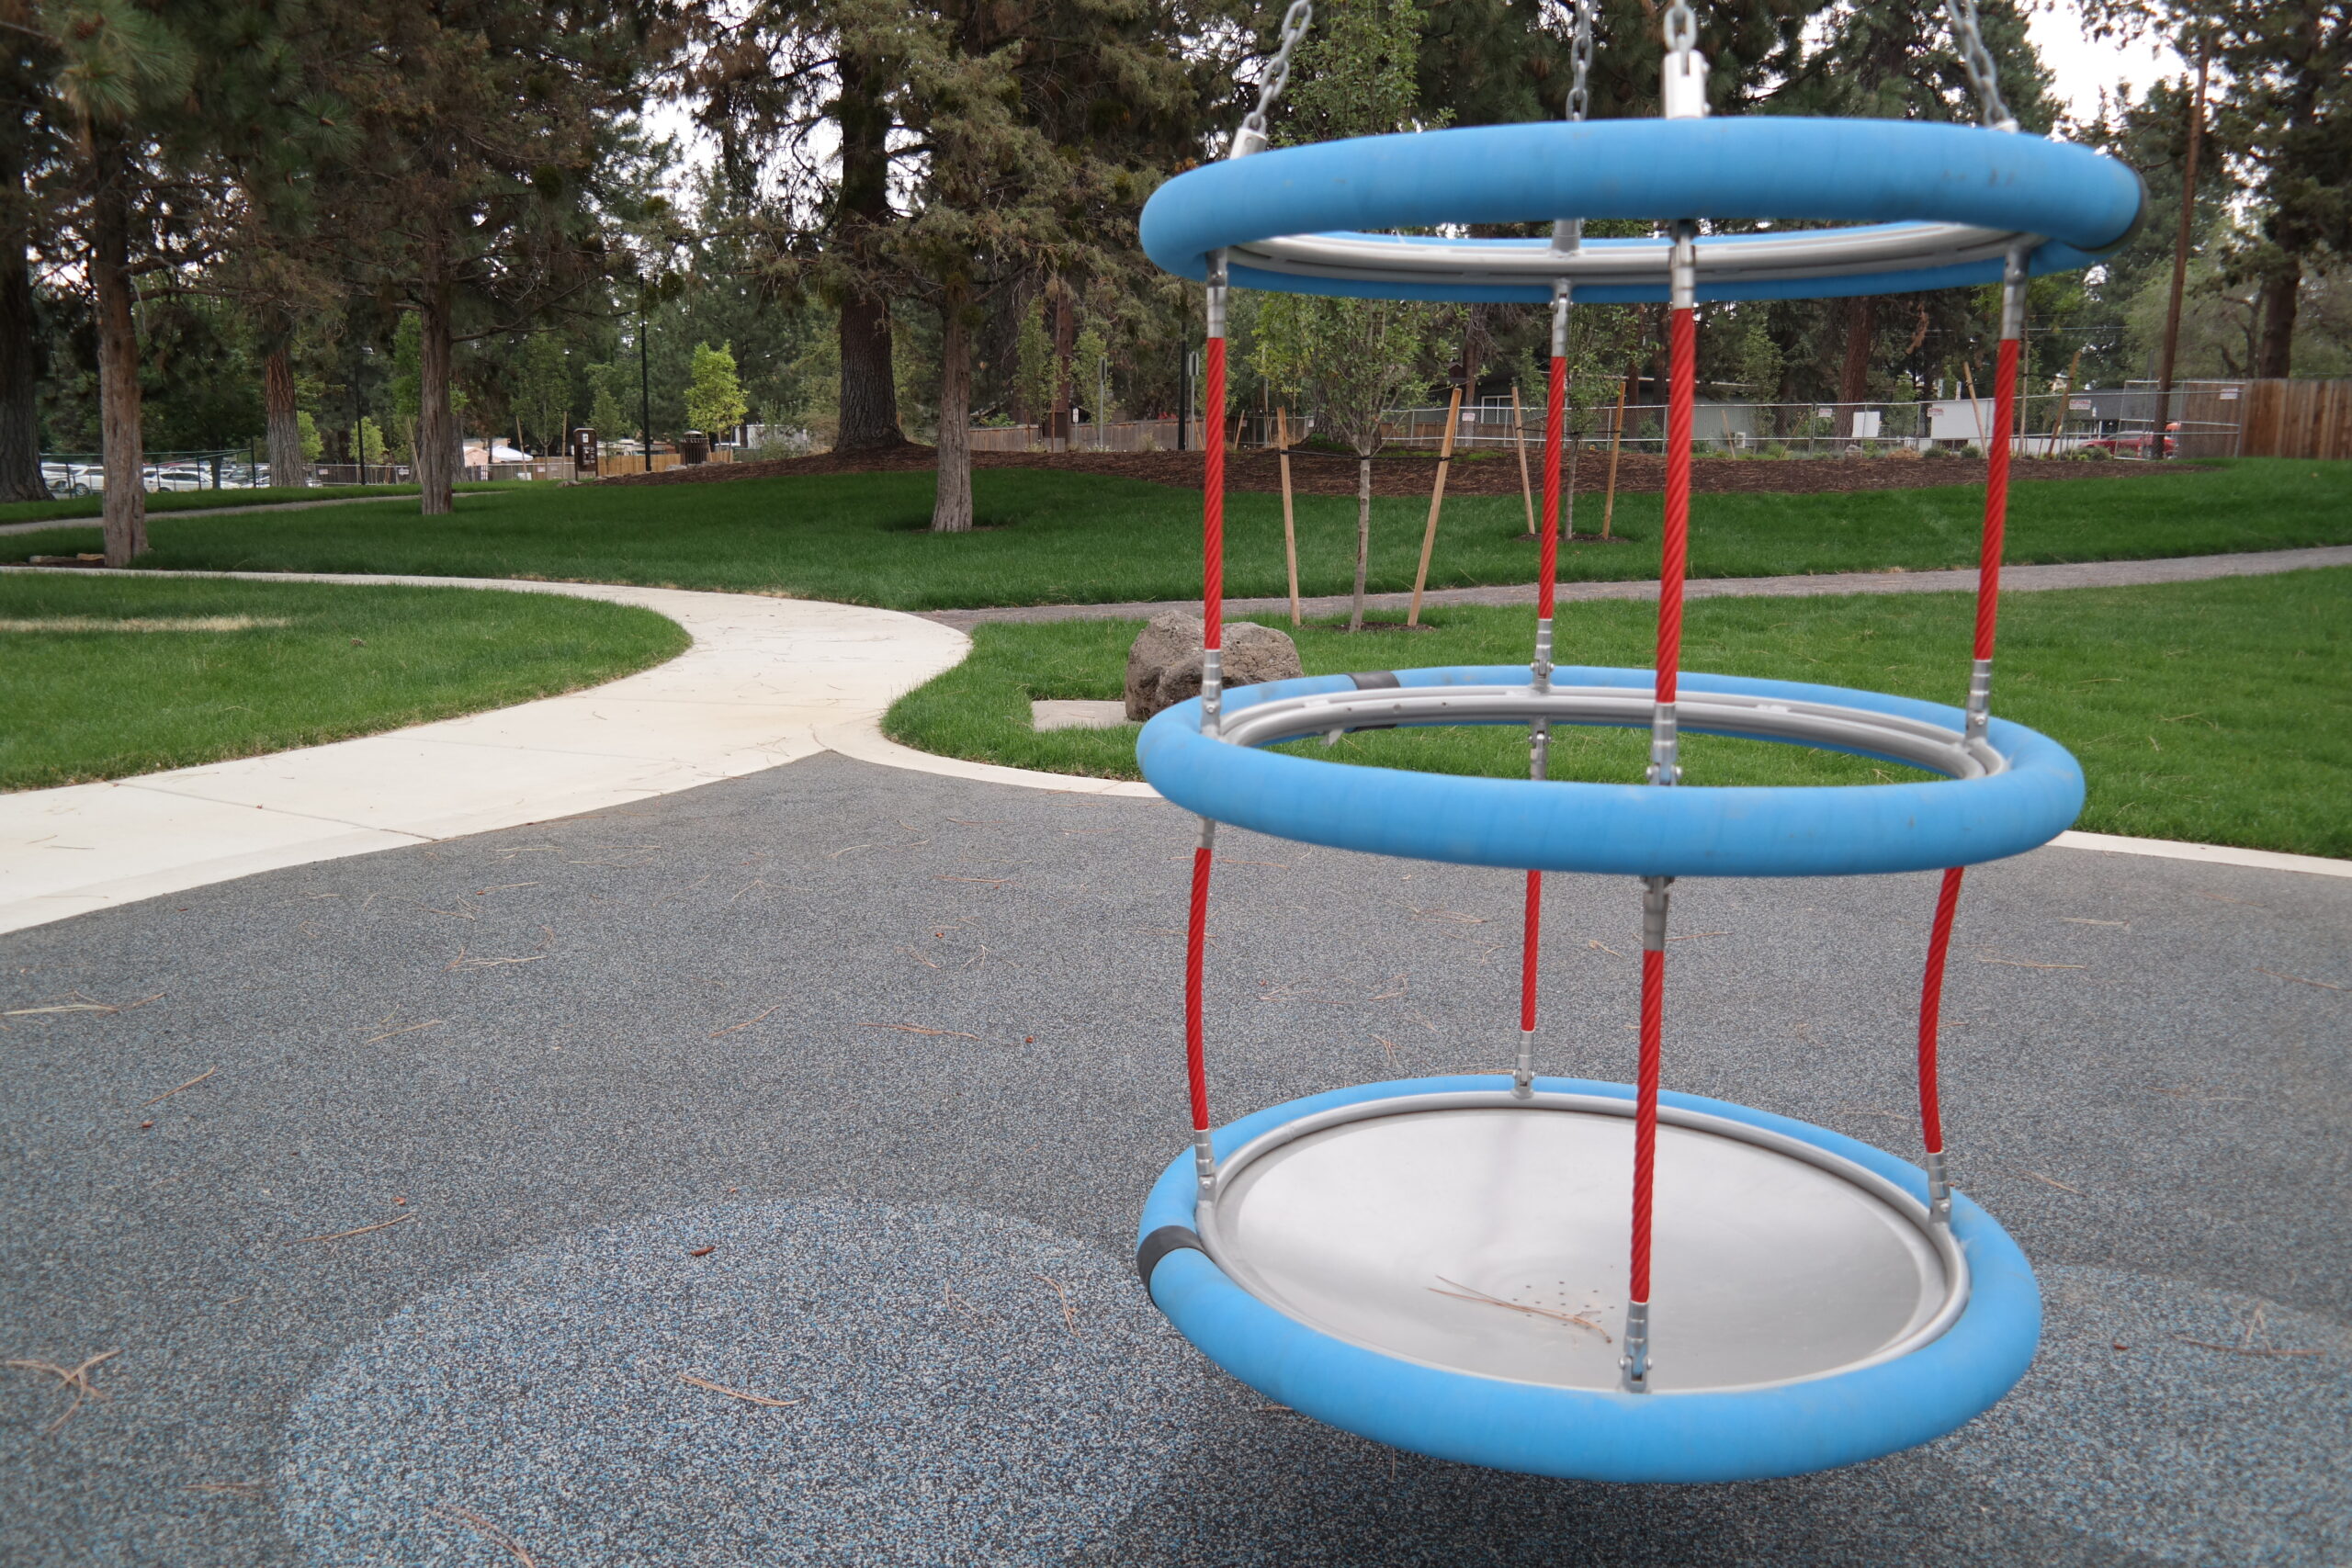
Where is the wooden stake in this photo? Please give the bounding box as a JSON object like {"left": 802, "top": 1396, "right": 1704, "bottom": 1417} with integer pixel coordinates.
{"left": 1510, "top": 382, "right": 1535, "bottom": 536}
{"left": 1408, "top": 384, "right": 1464, "bottom": 626}
{"left": 1601, "top": 370, "right": 1630, "bottom": 541}
{"left": 1277, "top": 407, "right": 1301, "bottom": 626}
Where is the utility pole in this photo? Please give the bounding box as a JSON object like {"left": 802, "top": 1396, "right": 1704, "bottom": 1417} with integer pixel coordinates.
{"left": 639, "top": 298, "right": 653, "bottom": 474}
{"left": 1177, "top": 337, "right": 1191, "bottom": 452}
{"left": 2154, "top": 35, "right": 2209, "bottom": 461}
{"left": 349, "top": 346, "right": 364, "bottom": 484}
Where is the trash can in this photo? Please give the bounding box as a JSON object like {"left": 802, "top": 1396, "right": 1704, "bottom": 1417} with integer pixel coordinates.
{"left": 680, "top": 431, "right": 710, "bottom": 465}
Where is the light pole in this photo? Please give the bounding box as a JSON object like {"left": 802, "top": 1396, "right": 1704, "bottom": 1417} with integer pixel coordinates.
{"left": 639, "top": 298, "right": 653, "bottom": 474}
{"left": 2153, "top": 35, "right": 2209, "bottom": 461}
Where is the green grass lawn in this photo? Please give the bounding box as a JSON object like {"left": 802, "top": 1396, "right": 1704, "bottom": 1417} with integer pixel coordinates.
{"left": 0, "top": 459, "right": 2341, "bottom": 611}
{"left": 0, "top": 573, "right": 688, "bottom": 791}
{"left": 884, "top": 567, "right": 2352, "bottom": 859}
{"left": 0, "top": 481, "right": 513, "bottom": 527}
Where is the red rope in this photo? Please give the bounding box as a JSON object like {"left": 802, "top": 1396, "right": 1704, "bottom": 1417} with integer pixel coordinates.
{"left": 1519, "top": 870, "right": 1543, "bottom": 1032}
{"left": 1975, "top": 336, "right": 2018, "bottom": 661}
{"left": 1184, "top": 843, "right": 1214, "bottom": 1133}
{"left": 1916, "top": 865, "right": 1964, "bottom": 1156}
{"left": 1912, "top": 330, "right": 2020, "bottom": 1165}
{"left": 1541, "top": 353, "right": 1566, "bottom": 617}
{"left": 1204, "top": 336, "right": 1227, "bottom": 650}
{"left": 1657, "top": 309, "right": 1695, "bottom": 704}
{"left": 1632, "top": 947, "right": 1664, "bottom": 1303}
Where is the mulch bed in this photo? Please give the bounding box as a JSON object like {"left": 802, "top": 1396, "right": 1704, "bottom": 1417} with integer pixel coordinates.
{"left": 595, "top": 443, "right": 2177, "bottom": 500}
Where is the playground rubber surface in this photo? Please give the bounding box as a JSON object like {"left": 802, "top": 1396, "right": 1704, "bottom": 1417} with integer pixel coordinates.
{"left": 2, "top": 751, "right": 2345, "bottom": 1566}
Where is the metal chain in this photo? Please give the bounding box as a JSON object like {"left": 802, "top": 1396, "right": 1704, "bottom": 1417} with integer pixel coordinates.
{"left": 1661, "top": 0, "right": 1697, "bottom": 55}
{"left": 1234, "top": 0, "right": 1315, "bottom": 154}
{"left": 1566, "top": 0, "right": 1594, "bottom": 122}
{"left": 1940, "top": 0, "right": 2018, "bottom": 130}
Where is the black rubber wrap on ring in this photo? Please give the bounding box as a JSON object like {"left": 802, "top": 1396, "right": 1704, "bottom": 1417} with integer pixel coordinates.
{"left": 1345, "top": 670, "right": 1401, "bottom": 731}
{"left": 1136, "top": 1224, "right": 1204, "bottom": 1288}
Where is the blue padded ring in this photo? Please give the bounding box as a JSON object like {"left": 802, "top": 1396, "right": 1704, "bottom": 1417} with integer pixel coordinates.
{"left": 1141, "top": 118, "right": 2145, "bottom": 303}
{"left": 1136, "top": 665, "right": 2084, "bottom": 878}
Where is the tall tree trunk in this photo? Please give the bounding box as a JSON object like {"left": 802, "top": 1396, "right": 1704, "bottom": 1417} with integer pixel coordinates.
{"left": 0, "top": 233, "right": 47, "bottom": 502}
{"left": 262, "top": 327, "right": 305, "bottom": 489}
{"left": 1350, "top": 453, "right": 1372, "bottom": 631}
{"left": 1834, "top": 297, "right": 1875, "bottom": 439}
{"left": 2252, "top": 259, "right": 2300, "bottom": 379}
{"left": 90, "top": 134, "right": 145, "bottom": 567}
{"left": 931, "top": 282, "right": 974, "bottom": 533}
{"left": 832, "top": 52, "right": 904, "bottom": 453}
{"left": 416, "top": 269, "right": 457, "bottom": 515}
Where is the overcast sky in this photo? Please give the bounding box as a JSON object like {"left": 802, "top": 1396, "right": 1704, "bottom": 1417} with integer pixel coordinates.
{"left": 645, "top": 4, "right": 2189, "bottom": 188}
{"left": 2027, "top": 0, "right": 2187, "bottom": 124}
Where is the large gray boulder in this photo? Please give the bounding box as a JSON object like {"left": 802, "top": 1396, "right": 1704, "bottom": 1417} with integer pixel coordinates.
{"left": 1124, "top": 610, "right": 1305, "bottom": 722}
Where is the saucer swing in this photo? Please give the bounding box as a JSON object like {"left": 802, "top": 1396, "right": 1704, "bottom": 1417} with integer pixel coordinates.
{"left": 1127, "top": 0, "right": 2141, "bottom": 1483}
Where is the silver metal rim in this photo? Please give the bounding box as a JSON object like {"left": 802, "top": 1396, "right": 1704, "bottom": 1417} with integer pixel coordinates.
{"left": 1233, "top": 222, "right": 2043, "bottom": 291}
{"left": 1194, "top": 1089, "right": 1973, "bottom": 1394}
{"left": 1220, "top": 683, "right": 2003, "bottom": 780}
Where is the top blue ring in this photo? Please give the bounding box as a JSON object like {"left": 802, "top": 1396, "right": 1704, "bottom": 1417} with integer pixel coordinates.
{"left": 1141, "top": 118, "right": 2145, "bottom": 303}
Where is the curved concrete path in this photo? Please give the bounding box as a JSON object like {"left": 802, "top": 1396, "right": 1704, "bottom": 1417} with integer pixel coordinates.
{"left": 922, "top": 543, "right": 2352, "bottom": 629}
{"left": 0, "top": 572, "right": 969, "bottom": 935}
{"left": 6, "top": 546, "right": 2346, "bottom": 938}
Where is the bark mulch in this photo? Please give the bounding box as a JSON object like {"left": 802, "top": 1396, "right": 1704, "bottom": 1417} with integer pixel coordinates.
{"left": 594, "top": 443, "right": 2181, "bottom": 500}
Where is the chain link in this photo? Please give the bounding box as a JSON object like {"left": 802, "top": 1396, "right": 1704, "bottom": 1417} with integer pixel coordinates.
{"left": 1234, "top": 0, "right": 1315, "bottom": 154}
{"left": 1940, "top": 0, "right": 2017, "bottom": 130}
{"left": 1662, "top": 0, "right": 1697, "bottom": 55}
{"left": 1566, "top": 0, "right": 1594, "bottom": 122}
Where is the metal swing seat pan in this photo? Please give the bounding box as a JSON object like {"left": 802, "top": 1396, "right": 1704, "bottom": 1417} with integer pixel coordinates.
{"left": 1138, "top": 1077, "right": 2045, "bottom": 1483}
{"left": 1198, "top": 1088, "right": 1965, "bottom": 1393}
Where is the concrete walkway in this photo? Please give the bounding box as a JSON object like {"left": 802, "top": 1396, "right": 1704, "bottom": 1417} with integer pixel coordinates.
{"left": 922, "top": 543, "right": 2352, "bottom": 629}
{"left": 0, "top": 572, "right": 969, "bottom": 935}
{"left": 6, "top": 546, "right": 2346, "bottom": 939}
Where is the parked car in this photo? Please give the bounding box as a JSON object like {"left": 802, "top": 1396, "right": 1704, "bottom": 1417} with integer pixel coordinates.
{"left": 40, "top": 461, "right": 96, "bottom": 496}
{"left": 146, "top": 465, "right": 210, "bottom": 491}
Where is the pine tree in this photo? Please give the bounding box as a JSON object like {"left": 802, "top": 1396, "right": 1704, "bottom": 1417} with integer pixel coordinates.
{"left": 300, "top": 0, "right": 676, "bottom": 513}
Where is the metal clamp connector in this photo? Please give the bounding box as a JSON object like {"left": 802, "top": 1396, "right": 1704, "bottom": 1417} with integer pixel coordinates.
{"left": 1926, "top": 1148, "right": 1953, "bottom": 1226}
{"left": 1646, "top": 702, "right": 1681, "bottom": 784}
{"left": 1999, "top": 246, "right": 2029, "bottom": 340}
{"left": 1513, "top": 1030, "right": 1535, "bottom": 1100}
{"left": 1205, "top": 251, "right": 1228, "bottom": 339}
{"left": 1201, "top": 645, "right": 1224, "bottom": 739}
{"left": 1620, "top": 1299, "right": 1654, "bottom": 1392}
{"left": 1964, "top": 658, "right": 1993, "bottom": 741}
{"left": 1641, "top": 876, "right": 1673, "bottom": 951}
{"left": 1193, "top": 1129, "right": 1218, "bottom": 1193}
{"left": 1668, "top": 220, "right": 1699, "bottom": 312}
{"left": 1661, "top": 19, "right": 1708, "bottom": 122}
{"left": 1550, "top": 281, "right": 1572, "bottom": 354}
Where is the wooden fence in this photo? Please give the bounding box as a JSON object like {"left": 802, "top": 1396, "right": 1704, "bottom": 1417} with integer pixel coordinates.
{"left": 2238, "top": 379, "right": 2352, "bottom": 460}
{"left": 968, "top": 418, "right": 1180, "bottom": 453}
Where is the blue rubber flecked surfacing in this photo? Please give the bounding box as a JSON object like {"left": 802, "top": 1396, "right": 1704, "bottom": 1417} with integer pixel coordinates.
{"left": 1141, "top": 118, "right": 2145, "bottom": 302}
{"left": 1136, "top": 665, "right": 2083, "bottom": 878}
{"left": 1138, "top": 1076, "right": 2043, "bottom": 1483}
